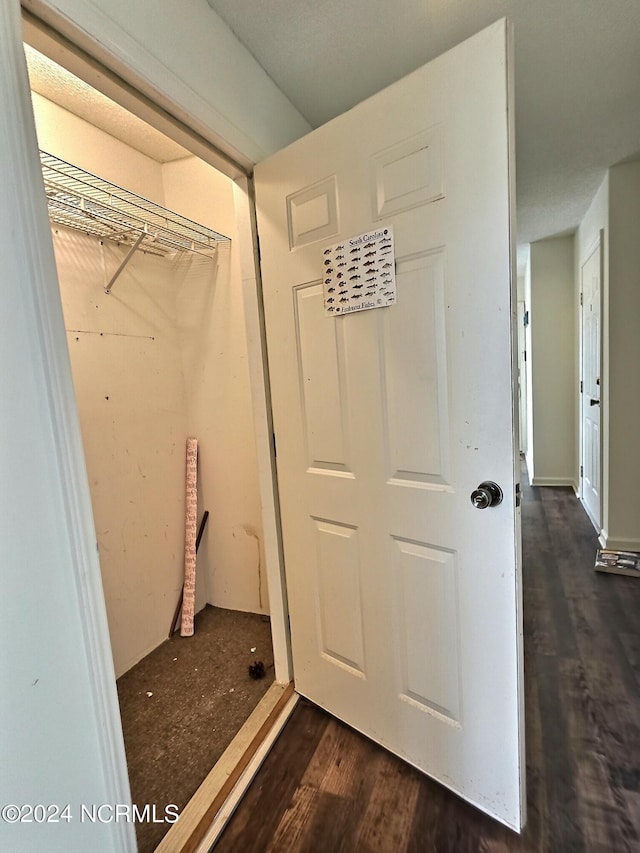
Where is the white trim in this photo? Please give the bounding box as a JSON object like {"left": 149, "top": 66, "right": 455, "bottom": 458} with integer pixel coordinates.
{"left": 21, "top": 0, "right": 312, "bottom": 170}
{"left": 155, "top": 683, "right": 296, "bottom": 853}
{"left": 22, "top": 0, "right": 257, "bottom": 166}
{"left": 581, "top": 495, "right": 602, "bottom": 536}
{"left": 530, "top": 477, "right": 576, "bottom": 487}
{"left": 505, "top": 18, "right": 526, "bottom": 829}
{"left": 524, "top": 450, "right": 535, "bottom": 483}
{"left": 21, "top": 10, "right": 247, "bottom": 181}
{"left": 599, "top": 531, "right": 640, "bottom": 553}
{"left": 2, "top": 1, "right": 135, "bottom": 848}
{"left": 233, "top": 177, "right": 292, "bottom": 683}
{"left": 194, "top": 692, "right": 300, "bottom": 852}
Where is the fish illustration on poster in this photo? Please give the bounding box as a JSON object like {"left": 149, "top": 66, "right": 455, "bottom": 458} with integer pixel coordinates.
{"left": 322, "top": 225, "right": 396, "bottom": 316}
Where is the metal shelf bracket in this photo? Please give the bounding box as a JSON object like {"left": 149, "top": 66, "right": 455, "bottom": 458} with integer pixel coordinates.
{"left": 104, "top": 230, "right": 148, "bottom": 294}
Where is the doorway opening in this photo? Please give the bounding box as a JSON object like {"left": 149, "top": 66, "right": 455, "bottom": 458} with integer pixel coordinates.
{"left": 23, "top": 38, "right": 284, "bottom": 853}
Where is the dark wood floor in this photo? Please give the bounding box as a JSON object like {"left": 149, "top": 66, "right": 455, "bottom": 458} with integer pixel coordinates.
{"left": 214, "top": 469, "right": 640, "bottom": 852}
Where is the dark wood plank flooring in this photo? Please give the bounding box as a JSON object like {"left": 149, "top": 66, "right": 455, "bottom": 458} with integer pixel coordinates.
{"left": 214, "top": 468, "right": 640, "bottom": 852}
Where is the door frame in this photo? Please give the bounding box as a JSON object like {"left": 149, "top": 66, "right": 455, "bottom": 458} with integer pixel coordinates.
{"left": 516, "top": 300, "right": 527, "bottom": 455}
{"left": 578, "top": 230, "right": 604, "bottom": 533}
{"left": 21, "top": 8, "right": 293, "bottom": 675}
{"left": 16, "top": 3, "right": 293, "bottom": 848}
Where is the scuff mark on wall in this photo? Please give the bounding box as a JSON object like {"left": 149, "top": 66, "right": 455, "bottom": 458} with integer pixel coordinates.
{"left": 241, "top": 524, "right": 263, "bottom": 610}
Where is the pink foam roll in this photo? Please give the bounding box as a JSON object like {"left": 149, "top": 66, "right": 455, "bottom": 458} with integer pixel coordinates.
{"left": 180, "top": 437, "right": 198, "bottom": 637}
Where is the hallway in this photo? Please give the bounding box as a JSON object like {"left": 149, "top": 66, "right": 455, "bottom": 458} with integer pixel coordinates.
{"left": 214, "top": 469, "right": 640, "bottom": 851}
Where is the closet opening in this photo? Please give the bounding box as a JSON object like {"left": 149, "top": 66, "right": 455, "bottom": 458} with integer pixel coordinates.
{"left": 23, "top": 38, "right": 288, "bottom": 853}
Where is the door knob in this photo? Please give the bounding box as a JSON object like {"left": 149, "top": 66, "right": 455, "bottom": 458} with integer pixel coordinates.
{"left": 470, "top": 481, "right": 503, "bottom": 509}
{"left": 589, "top": 398, "right": 600, "bottom": 406}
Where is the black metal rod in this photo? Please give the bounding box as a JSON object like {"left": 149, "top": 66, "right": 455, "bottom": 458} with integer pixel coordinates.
{"left": 195, "top": 510, "right": 209, "bottom": 552}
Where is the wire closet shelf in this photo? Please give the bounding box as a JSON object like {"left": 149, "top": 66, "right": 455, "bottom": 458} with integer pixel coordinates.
{"left": 40, "top": 150, "right": 230, "bottom": 259}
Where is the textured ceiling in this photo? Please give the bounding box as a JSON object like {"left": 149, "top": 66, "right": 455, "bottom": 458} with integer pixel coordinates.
{"left": 24, "top": 44, "right": 190, "bottom": 164}
{"left": 207, "top": 0, "right": 640, "bottom": 251}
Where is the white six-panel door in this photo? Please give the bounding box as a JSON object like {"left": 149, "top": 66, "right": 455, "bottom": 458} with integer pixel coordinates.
{"left": 255, "top": 20, "right": 524, "bottom": 830}
{"left": 581, "top": 237, "right": 602, "bottom": 529}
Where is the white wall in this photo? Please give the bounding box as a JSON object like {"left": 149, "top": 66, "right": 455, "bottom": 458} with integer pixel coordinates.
{"left": 24, "top": 0, "right": 312, "bottom": 166}
{"left": 35, "top": 92, "right": 268, "bottom": 676}
{"left": 36, "top": 92, "right": 193, "bottom": 677}
{"left": 163, "top": 158, "right": 268, "bottom": 614}
{"left": 53, "top": 229, "right": 204, "bottom": 676}
{"left": 607, "top": 162, "right": 640, "bottom": 550}
{"left": 574, "top": 165, "right": 640, "bottom": 550}
{"left": 528, "top": 236, "right": 576, "bottom": 486}
{"left": 32, "top": 91, "right": 165, "bottom": 202}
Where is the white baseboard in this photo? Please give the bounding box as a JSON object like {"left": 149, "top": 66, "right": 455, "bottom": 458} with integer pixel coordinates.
{"left": 598, "top": 531, "right": 640, "bottom": 553}
{"left": 530, "top": 477, "right": 576, "bottom": 487}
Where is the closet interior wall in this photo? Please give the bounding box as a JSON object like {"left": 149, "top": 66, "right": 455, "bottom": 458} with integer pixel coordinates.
{"left": 32, "top": 90, "right": 267, "bottom": 677}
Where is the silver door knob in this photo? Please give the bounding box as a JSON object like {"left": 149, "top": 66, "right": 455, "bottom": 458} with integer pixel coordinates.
{"left": 470, "top": 481, "right": 503, "bottom": 509}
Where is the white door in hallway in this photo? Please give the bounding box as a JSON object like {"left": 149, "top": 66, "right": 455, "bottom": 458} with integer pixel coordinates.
{"left": 517, "top": 300, "right": 528, "bottom": 453}
{"left": 581, "top": 236, "right": 602, "bottom": 529}
{"left": 255, "top": 20, "right": 524, "bottom": 830}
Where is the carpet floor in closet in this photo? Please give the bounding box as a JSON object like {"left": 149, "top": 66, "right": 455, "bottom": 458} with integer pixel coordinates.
{"left": 116, "top": 604, "right": 274, "bottom": 853}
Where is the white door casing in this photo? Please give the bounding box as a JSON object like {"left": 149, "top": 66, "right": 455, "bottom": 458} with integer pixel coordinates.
{"left": 581, "top": 235, "right": 602, "bottom": 529}
{"left": 1, "top": 2, "right": 135, "bottom": 850}
{"left": 517, "top": 300, "right": 528, "bottom": 454}
{"left": 255, "top": 19, "right": 524, "bottom": 831}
